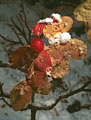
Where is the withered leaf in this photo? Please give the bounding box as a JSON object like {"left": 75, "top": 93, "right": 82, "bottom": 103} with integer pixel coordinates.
{"left": 65, "top": 39, "right": 87, "bottom": 59}
{"left": 61, "top": 16, "right": 73, "bottom": 32}
{"left": 29, "top": 71, "right": 48, "bottom": 88}
{"left": 73, "top": 0, "right": 91, "bottom": 22}
{"left": 47, "top": 38, "right": 87, "bottom": 78}
{"left": 9, "top": 45, "right": 34, "bottom": 70}
{"left": 47, "top": 44, "right": 69, "bottom": 78}
{"left": 10, "top": 80, "right": 32, "bottom": 111}
{"left": 37, "top": 79, "right": 51, "bottom": 95}
{"left": 34, "top": 50, "right": 52, "bottom": 73}
{"left": 51, "top": 57, "right": 69, "bottom": 79}
{"left": 43, "top": 20, "right": 64, "bottom": 40}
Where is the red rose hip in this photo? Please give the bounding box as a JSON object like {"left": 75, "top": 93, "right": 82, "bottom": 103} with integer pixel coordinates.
{"left": 31, "top": 38, "right": 44, "bottom": 53}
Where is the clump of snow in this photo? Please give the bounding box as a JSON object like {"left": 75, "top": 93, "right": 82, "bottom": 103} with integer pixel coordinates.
{"left": 51, "top": 13, "right": 62, "bottom": 22}
{"left": 60, "top": 32, "right": 71, "bottom": 43}
{"left": 38, "top": 17, "right": 53, "bottom": 23}
{"left": 49, "top": 32, "right": 71, "bottom": 44}
{"left": 38, "top": 13, "right": 62, "bottom": 23}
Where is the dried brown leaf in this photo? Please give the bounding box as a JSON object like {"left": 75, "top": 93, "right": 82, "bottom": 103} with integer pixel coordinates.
{"left": 34, "top": 50, "right": 52, "bottom": 73}
{"left": 61, "top": 16, "right": 73, "bottom": 32}
{"left": 73, "top": 0, "right": 91, "bottom": 22}
{"left": 9, "top": 45, "right": 34, "bottom": 70}
{"left": 47, "top": 38, "right": 87, "bottom": 78}
{"left": 65, "top": 39, "right": 87, "bottom": 59}
{"left": 27, "top": 70, "right": 51, "bottom": 95}
{"left": 51, "top": 57, "right": 69, "bottom": 79}
{"left": 10, "top": 80, "right": 32, "bottom": 111}
{"left": 43, "top": 20, "right": 64, "bottom": 40}
{"left": 37, "top": 79, "right": 51, "bottom": 95}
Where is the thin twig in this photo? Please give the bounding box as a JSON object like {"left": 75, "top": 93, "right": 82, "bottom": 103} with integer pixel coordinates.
{"left": 20, "top": 0, "right": 31, "bottom": 43}
{"left": 21, "top": 79, "right": 91, "bottom": 111}
{"left": 1, "top": 97, "right": 12, "bottom": 107}
{"left": 8, "top": 24, "right": 24, "bottom": 45}
{"left": 17, "top": 15, "right": 29, "bottom": 44}
{"left": 0, "top": 34, "right": 20, "bottom": 44}
{"left": 54, "top": 1, "right": 76, "bottom": 13}
{"left": 0, "top": 60, "right": 24, "bottom": 72}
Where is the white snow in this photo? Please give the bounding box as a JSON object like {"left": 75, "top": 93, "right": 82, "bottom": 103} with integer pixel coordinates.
{"left": 51, "top": 13, "right": 62, "bottom": 22}
{"left": 49, "top": 32, "right": 71, "bottom": 44}
{"left": 38, "top": 17, "right": 53, "bottom": 23}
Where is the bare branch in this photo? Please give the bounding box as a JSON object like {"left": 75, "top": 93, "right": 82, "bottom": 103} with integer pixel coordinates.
{"left": 21, "top": 79, "right": 91, "bottom": 111}
{"left": 0, "top": 60, "right": 24, "bottom": 72}
{"left": 0, "top": 34, "right": 20, "bottom": 44}
{"left": 20, "top": 0, "right": 31, "bottom": 43}
{"left": 8, "top": 23, "right": 24, "bottom": 45}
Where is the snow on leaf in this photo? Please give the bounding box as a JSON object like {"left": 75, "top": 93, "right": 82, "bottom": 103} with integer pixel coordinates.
{"left": 10, "top": 80, "right": 32, "bottom": 111}
{"left": 61, "top": 16, "right": 73, "bottom": 32}
{"left": 34, "top": 50, "right": 52, "bottom": 73}
{"left": 73, "top": 0, "right": 91, "bottom": 22}
{"left": 9, "top": 45, "right": 34, "bottom": 70}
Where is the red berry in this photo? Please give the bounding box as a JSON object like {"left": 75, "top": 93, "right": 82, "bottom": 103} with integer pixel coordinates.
{"left": 31, "top": 38, "right": 44, "bottom": 53}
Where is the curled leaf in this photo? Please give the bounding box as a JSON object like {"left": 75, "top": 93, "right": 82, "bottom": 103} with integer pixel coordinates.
{"left": 34, "top": 50, "right": 52, "bottom": 74}
{"left": 9, "top": 45, "right": 34, "bottom": 70}
{"left": 61, "top": 16, "right": 73, "bottom": 32}
{"left": 10, "top": 80, "right": 32, "bottom": 111}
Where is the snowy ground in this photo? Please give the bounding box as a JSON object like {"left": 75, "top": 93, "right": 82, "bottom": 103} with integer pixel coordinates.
{"left": 0, "top": 0, "right": 91, "bottom": 120}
